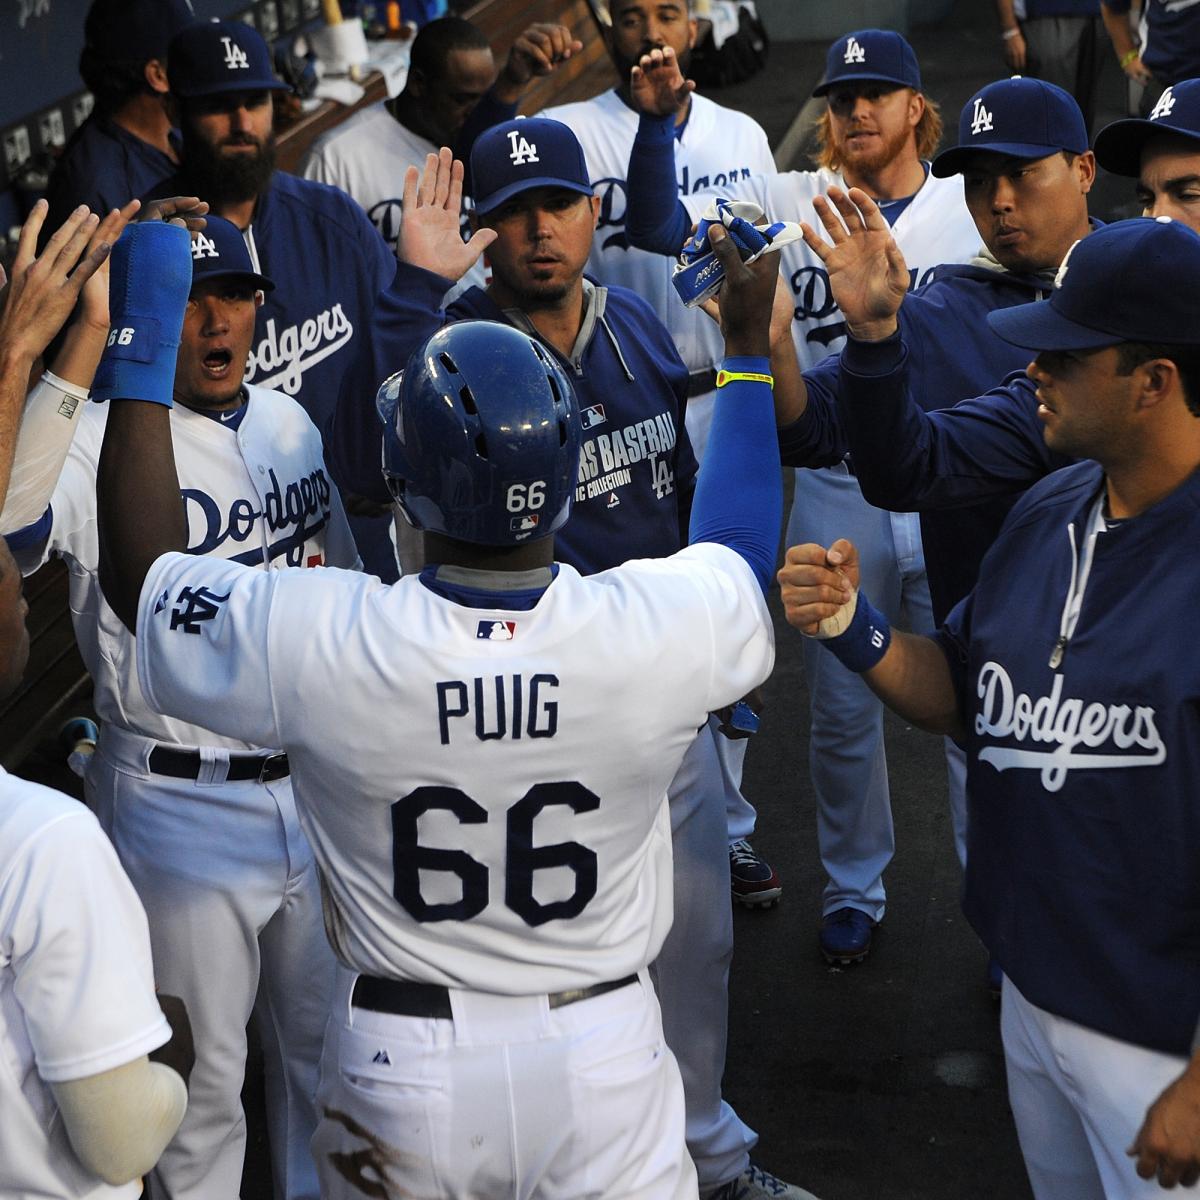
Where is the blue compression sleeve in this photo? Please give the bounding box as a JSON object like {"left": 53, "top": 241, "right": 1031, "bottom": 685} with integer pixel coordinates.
{"left": 625, "top": 113, "right": 691, "bottom": 254}
{"left": 688, "top": 355, "right": 781, "bottom": 593}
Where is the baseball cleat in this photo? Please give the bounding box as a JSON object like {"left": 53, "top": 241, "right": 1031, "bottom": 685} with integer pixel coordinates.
{"left": 703, "top": 1161, "right": 823, "bottom": 1199}
{"left": 819, "top": 906, "right": 876, "bottom": 964}
{"left": 729, "top": 839, "right": 782, "bottom": 908}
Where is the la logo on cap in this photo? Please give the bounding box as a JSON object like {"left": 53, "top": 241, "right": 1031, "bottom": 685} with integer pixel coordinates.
{"left": 1150, "top": 87, "right": 1176, "bottom": 120}
{"left": 843, "top": 36, "right": 866, "bottom": 64}
{"left": 191, "top": 231, "right": 219, "bottom": 260}
{"left": 221, "top": 35, "right": 249, "bottom": 70}
{"left": 970, "top": 96, "right": 994, "bottom": 135}
{"left": 507, "top": 129, "right": 539, "bottom": 166}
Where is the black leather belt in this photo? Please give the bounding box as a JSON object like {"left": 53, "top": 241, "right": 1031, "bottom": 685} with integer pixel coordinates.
{"left": 351, "top": 974, "right": 639, "bottom": 1019}
{"left": 148, "top": 746, "right": 290, "bottom": 783}
{"left": 686, "top": 367, "right": 718, "bottom": 398}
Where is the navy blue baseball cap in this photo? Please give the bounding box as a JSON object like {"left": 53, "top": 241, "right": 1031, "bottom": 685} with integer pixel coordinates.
{"left": 168, "top": 19, "right": 291, "bottom": 99}
{"left": 986, "top": 218, "right": 1200, "bottom": 350}
{"left": 470, "top": 118, "right": 593, "bottom": 216}
{"left": 812, "top": 30, "right": 921, "bottom": 98}
{"left": 84, "top": 0, "right": 197, "bottom": 66}
{"left": 932, "top": 77, "right": 1088, "bottom": 178}
{"left": 187, "top": 215, "right": 274, "bottom": 292}
{"left": 1094, "top": 80, "right": 1200, "bottom": 176}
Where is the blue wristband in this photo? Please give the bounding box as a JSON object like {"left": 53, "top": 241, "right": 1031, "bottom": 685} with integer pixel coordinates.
{"left": 824, "top": 590, "right": 892, "bottom": 673}
{"left": 92, "top": 222, "right": 193, "bottom": 406}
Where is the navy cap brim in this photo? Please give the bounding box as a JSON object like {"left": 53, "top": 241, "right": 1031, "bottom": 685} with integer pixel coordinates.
{"left": 176, "top": 79, "right": 291, "bottom": 98}
{"left": 986, "top": 299, "right": 1122, "bottom": 351}
{"left": 473, "top": 178, "right": 594, "bottom": 215}
{"left": 1093, "top": 116, "right": 1200, "bottom": 177}
{"left": 932, "top": 140, "right": 1071, "bottom": 178}
{"left": 192, "top": 268, "right": 275, "bottom": 293}
{"left": 812, "top": 71, "right": 915, "bottom": 97}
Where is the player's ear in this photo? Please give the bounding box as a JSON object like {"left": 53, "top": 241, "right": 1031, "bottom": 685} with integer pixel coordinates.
{"left": 145, "top": 58, "right": 170, "bottom": 96}
{"left": 687, "top": 16, "right": 698, "bottom": 51}
{"left": 907, "top": 89, "right": 926, "bottom": 129}
{"left": 254, "top": 290, "right": 265, "bottom": 309}
{"left": 590, "top": 194, "right": 601, "bottom": 228}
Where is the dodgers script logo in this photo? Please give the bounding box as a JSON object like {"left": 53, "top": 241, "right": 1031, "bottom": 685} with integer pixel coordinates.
{"left": 221, "top": 36, "right": 249, "bottom": 71}
{"left": 973, "top": 661, "right": 1165, "bottom": 792}
{"left": 508, "top": 130, "right": 539, "bottom": 165}
{"left": 843, "top": 36, "right": 865, "bottom": 64}
{"left": 970, "top": 97, "right": 994, "bottom": 136}
{"left": 1150, "top": 87, "right": 1176, "bottom": 121}
{"left": 245, "top": 305, "right": 354, "bottom": 395}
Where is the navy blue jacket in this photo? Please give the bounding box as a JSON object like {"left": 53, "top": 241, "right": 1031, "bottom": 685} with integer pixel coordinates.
{"left": 328, "top": 261, "right": 698, "bottom": 575}
{"left": 936, "top": 459, "right": 1200, "bottom": 1056}
{"left": 779, "top": 263, "right": 1064, "bottom": 622}
{"left": 46, "top": 115, "right": 177, "bottom": 234}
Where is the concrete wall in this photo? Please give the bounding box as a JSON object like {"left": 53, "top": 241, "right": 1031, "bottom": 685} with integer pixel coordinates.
{"left": 755, "top": 0, "right": 910, "bottom": 41}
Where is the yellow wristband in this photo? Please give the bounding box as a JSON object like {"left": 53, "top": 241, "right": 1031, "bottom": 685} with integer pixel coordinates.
{"left": 1120, "top": 48, "right": 1139, "bottom": 68}
{"left": 716, "top": 369, "right": 774, "bottom": 389}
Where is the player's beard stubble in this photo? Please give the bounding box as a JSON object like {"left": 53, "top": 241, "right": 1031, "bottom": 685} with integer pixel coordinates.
{"left": 181, "top": 123, "right": 278, "bottom": 210}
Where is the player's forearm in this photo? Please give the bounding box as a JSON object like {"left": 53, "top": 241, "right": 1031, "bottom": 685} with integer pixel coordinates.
{"left": 625, "top": 114, "right": 691, "bottom": 254}
{"left": 863, "top": 631, "right": 965, "bottom": 740}
{"left": 97, "top": 400, "right": 186, "bottom": 633}
{"left": 688, "top": 356, "right": 782, "bottom": 592}
{"left": 0, "top": 351, "right": 33, "bottom": 512}
{"left": 48, "top": 313, "right": 108, "bottom": 390}
{"left": 770, "top": 328, "right": 807, "bottom": 426}
{"left": 1100, "top": 3, "right": 1137, "bottom": 58}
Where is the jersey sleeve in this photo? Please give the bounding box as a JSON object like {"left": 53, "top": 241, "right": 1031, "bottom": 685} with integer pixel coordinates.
{"left": 932, "top": 589, "right": 975, "bottom": 725}
{"left": 137, "top": 552, "right": 287, "bottom": 748}
{"left": 661, "top": 541, "right": 775, "bottom": 708}
{"left": 837, "top": 332, "right": 1064, "bottom": 510}
{"left": 776, "top": 354, "right": 849, "bottom": 468}
{"left": 3, "top": 808, "right": 170, "bottom": 1082}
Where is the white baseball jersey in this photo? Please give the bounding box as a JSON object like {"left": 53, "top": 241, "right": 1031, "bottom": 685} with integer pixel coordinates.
{"left": 543, "top": 90, "right": 776, "bottom": 377}
{"left": 16, "top": 386, "right": 358, "bottom": 750}
{"left": 0, "top": 769, "right": 170, "bottom": 1200}
{"left": 682, "top": 166, "right": 981, "bottom": 371}
{"left": 301, "top": 103, "right": 487, "bottom": 293}
{"left": 135, "top": 542, "right": 773, "bottom": 993}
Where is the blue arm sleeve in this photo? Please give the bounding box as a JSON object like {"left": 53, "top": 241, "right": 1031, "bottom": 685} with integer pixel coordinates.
{"left": 625, "top": 113, "right": 691, "bottom": 255}
{"left": 837, "top": 334, "right": 1065, "bottom": 510}
{"left": 688, "top": 355, "right": 782, "bottom": 593}
{"left": 324, "top": 261, "right": 451, "bottom": 503}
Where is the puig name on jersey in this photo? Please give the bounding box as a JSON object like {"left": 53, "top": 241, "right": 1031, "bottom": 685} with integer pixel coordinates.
{"left": 574, "top": 412, "right": 678, "bottom": 501}
{"left": 183, "top": 466, "right": 334, "bottom": 566}
{"left": 973, "top": 661, "right": 1165, "bottom": 792}
{"left": 594, "top": 164, "right": 755, "bottom": 252}
{"left": 244, "top": 304, "right": 353, "bottom": 395}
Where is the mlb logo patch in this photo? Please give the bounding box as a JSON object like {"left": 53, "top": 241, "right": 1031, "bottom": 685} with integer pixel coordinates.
{"left": 580, "top": 403, "right": 607, "bottom": 429}
{"left": 477, "top": 620, "right": 517, "bottom": 641}
{"left": 510, "top": 513, "right": 540, "bottom": 533}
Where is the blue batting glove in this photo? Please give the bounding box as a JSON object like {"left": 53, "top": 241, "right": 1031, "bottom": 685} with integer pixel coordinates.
{"left": 92, "top": 222, "right": 192, "bottom": 406}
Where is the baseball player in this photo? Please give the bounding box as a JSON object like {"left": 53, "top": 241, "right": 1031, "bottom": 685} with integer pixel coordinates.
{"left": 539, "top": 0, "right": 780, "bottom": 910}
{"left": 326, "top": 132, "right": 815, "bottom": 1200}
{"left": 43, "top": 0, "right": 196, "bottom": 236}
{"left": 0, "top": 199, "right": 191, "bottom": 1200}
{"left": 90, "top": 203, "right": 785, "bottom": 1200}
{"left": 763, "top": 78, "right": 1096, "bottom": 916}
{"left": 627, "top": 32, "right": 979, "bottom": 965}
{"left": 778, "top": 215, "right": 1200, "bottom": 1199}
{"left": 6, "top": 214, "right": 356, "bottom": 1200}
{"left": 152, "top": 19, "right": 399, "bottom": 577}
{"left": 303, "top": 18, "right": 580, "bottom": 269}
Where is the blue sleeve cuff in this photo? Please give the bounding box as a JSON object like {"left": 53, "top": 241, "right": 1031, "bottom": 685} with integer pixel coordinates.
{"left": 5, "top": 506, "right": 52, "bottom": 551}
{"left": 841, "top": 330, "right": 905, "bottom": 378}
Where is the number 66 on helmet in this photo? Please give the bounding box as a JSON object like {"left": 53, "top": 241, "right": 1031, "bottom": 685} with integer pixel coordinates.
{"left": 377, "top": 321, "right": 583, "bottom": 546}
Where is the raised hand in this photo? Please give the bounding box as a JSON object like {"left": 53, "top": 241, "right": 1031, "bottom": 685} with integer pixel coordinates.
{"left": 78, "top": 200, "right": 144, "bottom": 334}
{"left": 630, "top": 45, "right": 695, "bottom": 117}
{"left": 0, "top": 200, "right": 110, "bottom": 369}
{"left": 706, "top": 224, "right": 780, "bottom": 359}
{"left": 395, "top": 149, "right": 496, "bottom": 280}
{"left": 138, "top": 195, "right": 209, "bottom": 232}
{"left": 497, "top": 22, "right": 583, "bottom": 95}
{"left": 800, "top": 187, "right": 909, "bottom": 342}
{"left": 778, "top": 540, "right": 858, "bottom": 635}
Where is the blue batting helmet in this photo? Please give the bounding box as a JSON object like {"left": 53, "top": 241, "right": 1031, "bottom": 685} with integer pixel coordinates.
{"left": 378, "top": 321, "right": 582, "bottom": 546}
